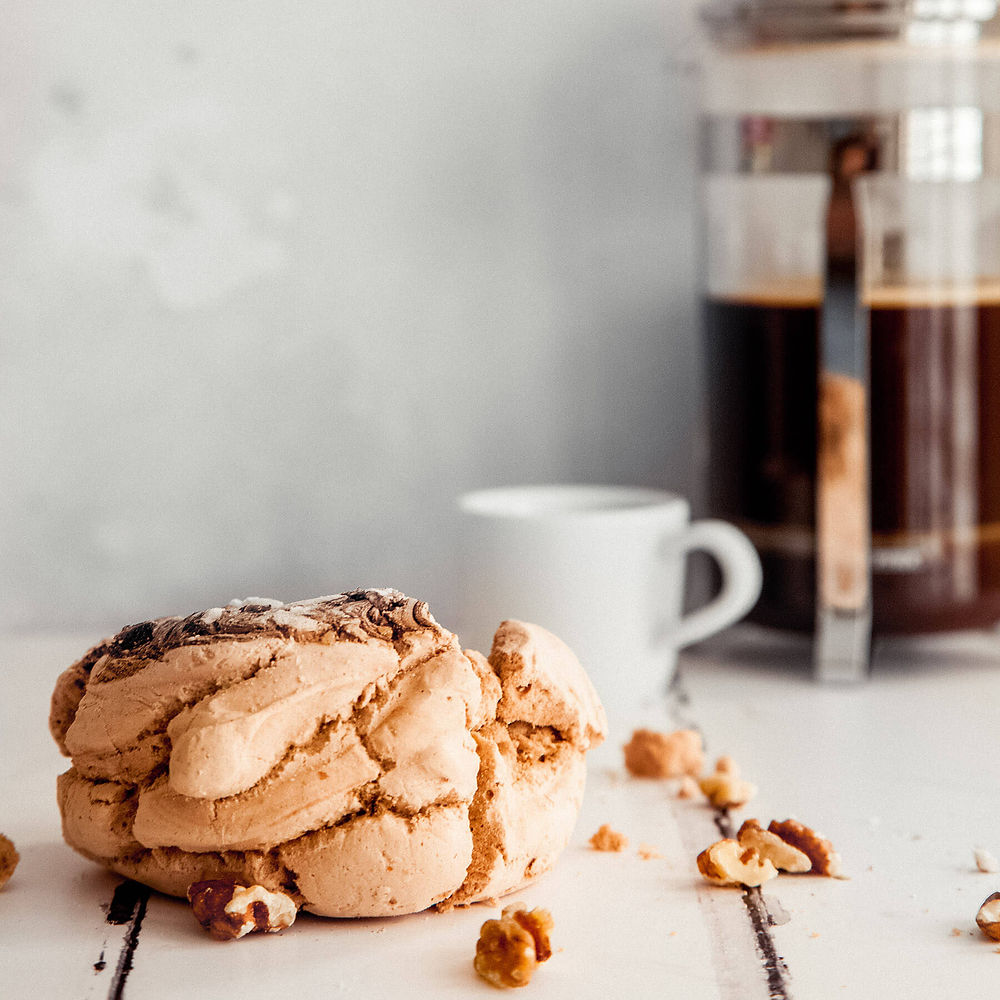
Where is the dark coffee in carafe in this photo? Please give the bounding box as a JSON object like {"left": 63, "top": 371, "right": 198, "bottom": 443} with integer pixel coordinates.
{"left": 706, "top": 282, "right": 1000, "bottom": 633}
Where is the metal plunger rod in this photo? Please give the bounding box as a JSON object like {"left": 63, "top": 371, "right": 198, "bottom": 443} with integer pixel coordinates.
{"left": 815, "top": 137, "right": 873, "bottom": 682}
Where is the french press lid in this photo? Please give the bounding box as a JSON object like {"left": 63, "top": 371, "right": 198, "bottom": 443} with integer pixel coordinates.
{"left": 702, "top": 0, "right": 1000, "bottom": 42}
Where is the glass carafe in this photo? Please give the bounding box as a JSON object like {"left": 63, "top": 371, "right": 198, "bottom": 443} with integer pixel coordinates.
{"left": 701, "top": 1, "right": 1000, "bottom": 654}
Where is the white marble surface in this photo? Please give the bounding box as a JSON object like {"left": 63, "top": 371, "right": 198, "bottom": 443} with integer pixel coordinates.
{"left": 4, "top": 627, "right": 999, "bottom": 998}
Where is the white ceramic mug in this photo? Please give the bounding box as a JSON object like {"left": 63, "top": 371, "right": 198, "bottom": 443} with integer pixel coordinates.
{"left": 457, "top": 485, "right": 762, "bottom": 723}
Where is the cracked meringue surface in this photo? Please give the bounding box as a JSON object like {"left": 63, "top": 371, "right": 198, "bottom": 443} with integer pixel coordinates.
{"left": 50, "top": 589, "right": 606, "bottom": 917}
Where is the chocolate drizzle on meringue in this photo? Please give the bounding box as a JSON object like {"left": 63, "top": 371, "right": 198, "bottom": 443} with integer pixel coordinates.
{"left": 87, "top": 590, "right": 440, "bottom": 685}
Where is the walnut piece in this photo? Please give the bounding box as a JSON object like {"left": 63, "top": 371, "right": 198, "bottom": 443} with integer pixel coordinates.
{"left": 474, "top": 903, "right": 554, "bottom": 989}
{"left": 737, "top": 819, "right": 811, "bottom": 874}
{"left": 187, "top": 880, "right": 297, "bottom": 940}
{"left": 0, "top": 833, "right": 18, "bottom": 890}
{"left": 698, "top": 773, "right": 757, "bottom": 809}
{"left": 698, "top": 755, "right": 757, "bottom": 809}
{"left": 977, "top": 893, "right": 1000, "bottom": 940}
{"left": 589, "top": 824, "right": 628, "bottom": 852}
{"left": 767, "top": 819, "right": 843, "bottom": 877}
{"left": 697, "top": 838, "right": 778, "bottom": 887}
{"left": 623, "top": 728, "right": 704, "bottom": 779}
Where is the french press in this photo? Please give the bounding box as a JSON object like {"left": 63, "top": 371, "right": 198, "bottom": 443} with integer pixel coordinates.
{"left": 700, "top": 0, "right": 1000, "bottom": 679}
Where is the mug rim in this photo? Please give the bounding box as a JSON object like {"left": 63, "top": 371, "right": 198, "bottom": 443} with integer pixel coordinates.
{"left": 457, "top": 484, "right": 689, "bottom": 520}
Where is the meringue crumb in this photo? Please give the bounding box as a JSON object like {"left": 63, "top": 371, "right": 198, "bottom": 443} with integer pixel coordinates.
{"left": 952, "top": 928, "right": 964, "bottom": 937}
{"left": 638, "top": 843, "right": 662, "bottom": 860}
{"left": 975, "top": 847, "right": 1000, "bottom": 873}
{"left": 590, "top": 824, "right": 628, "bottom": 852}
{"left": 623, "top": 728, "right": 704, "bottom": 779}
{"left": 810, "top": 931, "right": 820, "bottom": 939}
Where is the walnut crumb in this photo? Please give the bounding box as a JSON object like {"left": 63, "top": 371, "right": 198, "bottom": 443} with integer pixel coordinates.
{"left": 677, "top": 775, "right": 702, "bottom": 799}
{"left": 590, "top": 824, "right": 628, "bottom": 852}
{"left": 474, "top": 903, "right": 554, "bottom": 989}
{"left": 638, "top": 844, "right": 662, "bottom": 860}
{"left": 952, "top": 927, "right": 964, "bottom": 937}
{"left": 737, "top": 819, "right": 811, "bottom": 873}
{"left": 977, "top": 893, "right": 1000, "bottom": 941}
{"left": 975, "top": 847, "right": 1000, "bottom": 874}
{"left": 699, "top": 772, "right": 757, "bottom": 810}
{"left": 714, "top": 755, "right": 738, "bottom": 776}
{"left": 187, "top": 880, "right": 297, "bottom": 941}
{"left": 0, "top": 834, "right": 19, "bottom": 890}
{"left": 696, "top": 755, "right": 757, "bottom": 809}
{"left": 623, "top": 728, "right": 704, "bottom": 779}
{"left": 767, "top": 819, "right": 843, "bottom": 878}
{"left": 696, "top": 838, "right": 778, "bottom": 887}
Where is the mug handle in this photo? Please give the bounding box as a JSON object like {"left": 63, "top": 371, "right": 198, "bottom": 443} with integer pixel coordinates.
{"left": 666, "top": 519, "right": 762, "bottom": 650}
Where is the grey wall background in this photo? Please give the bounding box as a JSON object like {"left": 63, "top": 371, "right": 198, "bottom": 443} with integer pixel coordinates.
{"left": 1, "top": 0, "right": 703, "bottom": 636}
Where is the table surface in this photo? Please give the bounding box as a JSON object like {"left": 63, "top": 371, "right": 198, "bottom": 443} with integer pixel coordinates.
{"left": 3, "top": 627, "right": 1000, "bottom": 999}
